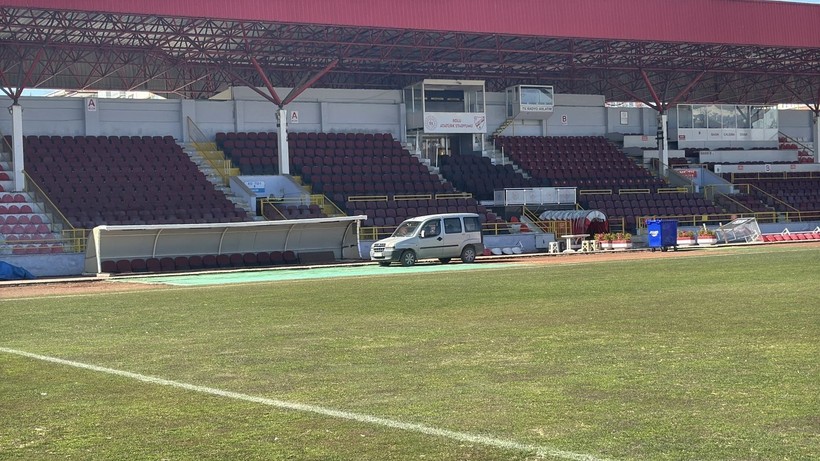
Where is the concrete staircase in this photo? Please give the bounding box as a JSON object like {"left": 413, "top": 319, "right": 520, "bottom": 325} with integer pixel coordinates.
{"left": 491, "top": 117, "right": 515, "bottom": 139}
{"left": 184, "top": 143, "right": 253, "bottom": 216}
{"left": 0, "top": 155, "right": 14, "bottom": 193}
{"left": 482, "top": 145, "right": 531, "bottom": 179}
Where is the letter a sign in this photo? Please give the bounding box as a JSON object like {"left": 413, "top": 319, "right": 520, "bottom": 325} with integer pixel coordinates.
{"left": 289, "top": 110, "right": 299, "bottom": 124}
{"left": 86, "top": 98, "right": 97, "bottom": 112}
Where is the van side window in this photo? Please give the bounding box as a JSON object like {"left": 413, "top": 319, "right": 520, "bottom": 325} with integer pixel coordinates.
{"left": 443, "top": 218, "right": 462, "bottom": 234}
{"left": 421, "top": 220, "right": 440, "bottom": 238}
{"left": 464, "top": 216, "right": 481, "bottom": 232}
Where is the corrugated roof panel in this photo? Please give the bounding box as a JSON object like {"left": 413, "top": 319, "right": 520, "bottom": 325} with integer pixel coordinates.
{"left": 4, "top": 0, "right": 820, "bottom": 48}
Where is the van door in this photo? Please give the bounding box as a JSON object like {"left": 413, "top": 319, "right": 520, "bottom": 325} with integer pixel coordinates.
{"left": 418, "top": 218, "right": 444, "bottom": 258}
{"left": 440, "top": 216, "right": 465, "bottom": 258}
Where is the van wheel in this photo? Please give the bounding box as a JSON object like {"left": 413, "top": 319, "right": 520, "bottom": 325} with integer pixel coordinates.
{"left": 460, "top": 246, "right": 476, "bottom": 263}
{"left": 378, "top": 261, "right": 391, "bottom": 267}
{"left": 439, "top": 258, "right": 451, "bottom": 264}
{"left": 400, "top": 250, "right": 417, "bottom": 267}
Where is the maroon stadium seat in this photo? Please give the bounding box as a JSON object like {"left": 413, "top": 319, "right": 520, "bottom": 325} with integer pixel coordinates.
{"left": 115, "top": 259, "right": 132, "bottom": 273}
{"left": 202, "top": 255, "right": 218, "bottom": 269}
{"left": 256, "top": 251, "right": 271, "bottom": 266}
{"left": 229, "top": 253, "right": 244, "bottom": 267}
{"left": 174, "top": 256, "right": 190, "bottom": 270}
{"left": 146, "top": 258, "right": 161, "bottom": 272}
{"left": 101, "top": 260, "right": 117, "bottom": 273}
{"left": 216, "top": 254, "right": 231, "bottom": 268}
{"left": 188, "top": 255, "right": 203, "bottom": 270}
{"left": 130, "top": 258, "right": 147, "bottom": 272}
{"left": 242, "top": 252, "right": 258, "bottom": 266}
{"left": 283, "top": 250, "right": 298, "bottom": 264}
{"left": 159, "top": 257, "right": 175, "bottom": 272}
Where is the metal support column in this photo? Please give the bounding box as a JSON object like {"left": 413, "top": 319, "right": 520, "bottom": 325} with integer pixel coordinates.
{"left": 10, "top": 103, "right": 25, "bottom": 191}
{"left": 278, "top": 109, "right": 290, "bottom": 175}
{"left": 814, "top": 112, "right": 819, "bottom": 164}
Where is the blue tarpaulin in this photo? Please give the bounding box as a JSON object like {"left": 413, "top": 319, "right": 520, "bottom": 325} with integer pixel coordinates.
{"left": 0, "top": 260, "right": 37, "bottom": 280}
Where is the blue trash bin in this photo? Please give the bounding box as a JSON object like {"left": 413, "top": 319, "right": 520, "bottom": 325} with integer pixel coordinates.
{"left": 647, "top": 219, "right": 677, "bottom": 251}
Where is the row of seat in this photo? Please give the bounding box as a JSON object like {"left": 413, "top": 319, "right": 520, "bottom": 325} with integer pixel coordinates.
{"left": 714, "top": 193, "right": 772, "bottom": 213}
{"left": 760, "top": 232, "right": 820, "bottom": 242}
{"left": 2, "top": 242, "right": 65, "bottom": 255}
{"left": 24, "top": 135, "right": 251, "bottom": 229}
{"left": 0, "top": 193, "right": 28, "bottom": 204}
{"left": 345, "top": 196, "right": 497, "bottom": 228}
{"left": 439, "top": 154, "right": 544, "bottom": 201}
{"left": 100, "top": 251, "right": 300, "bottom": 274}
{"left": 582, "top": 192, "right": 723, "bottom": 232}
{"left": 496, "top": 136, "right": 670, "bottom": 192}
{"left": 216, "top": 131, "right": 393, "bottom": 142}
{"left": 731, "top": 176, "right": 820, "bottom": 211}
{"left": 262, "top": 204, "right": 326, "bottom": 220}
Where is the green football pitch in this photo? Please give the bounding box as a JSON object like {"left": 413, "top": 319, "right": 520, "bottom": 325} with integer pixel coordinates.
{"left": 2, "top": 244, "right": 818, "bottom": 460}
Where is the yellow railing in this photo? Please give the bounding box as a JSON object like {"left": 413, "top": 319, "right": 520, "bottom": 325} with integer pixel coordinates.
{"left": 358, "top": 219, "right": 577, "bottom": 242}
{"left": 186, "top": 117, "right": 238, "bottom": 185}
{"left": 259, "top": 194, "right": 346, "bottom": 219}
{"left": 715, "top": 191, "right": 755, "bottom": 213}
{"left": 729, "top": 171, "right": 820, "bottom": 181}
{"left": 346, "top": 192, "right": 474, "bottom": 204}
{"left": 618, "top": 188, "right": 651, "bottom": 195}
{"left": 358, "top": 225, "right": 392, "bottom": 241}
{"left": 578, "top": 189, "right": 613, "bottom": 196}
{"left": 60, "top": 228, "right": 90, "bottom": 253}
{"left": 23, "top": 172, "right": 74, "bottom": 232}
{"left": 607, "top": 216, "right": 627, "bottom": 233}
{"left": 347, "top": 194, "right": 390, "bottom": 203}
{"left": 656, "top": 187, "right": 691, "bottom": 194}
{"left": 21, "top": 172, "right": 89, "bottom": 253}
{"left": 634, "top": 211, "right": 783, "bottom": 230}
{"left": 745, "top": 183, "right": 801, "bottom": 212}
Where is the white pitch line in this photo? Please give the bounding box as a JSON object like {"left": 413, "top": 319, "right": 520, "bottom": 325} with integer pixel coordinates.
{"left": 1, "top": 346, "right": 610, "bottom": 461}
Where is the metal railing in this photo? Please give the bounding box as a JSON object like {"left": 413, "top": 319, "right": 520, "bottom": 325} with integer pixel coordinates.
{"left": 7, "top": 173, "right": 90, "bottom": 253}
{"left": 779, "top": 131, "right": 816, "bottom": 158}
{"left": 634, "top": 211, "right": 785, "bottom": 231}
{"left": 728, "top": 171, "right": 820, "bottom": 181}
{"left": 259, "top": 194, "right": 346, "bottom": 219}
{"left": 186, "top": 117, "right": 237, "bottom": 185}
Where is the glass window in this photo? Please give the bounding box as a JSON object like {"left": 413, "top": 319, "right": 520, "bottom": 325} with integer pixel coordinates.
{"left": 404, "top": 88, "right": 415, "bottom": 112}
{"left": 751, "top": 106, "right": 764, "bottom": 129}
{"left": 465, "top": 90, "right": 485, "bottom": 113}
{"left": 763, "top": 106, "right": 778, "bottom": 129}
{"left": 420, "top": 220, "right": 440, "bottom": 238}
{"left": 521, "top": 87, "right": 553, "bottom": 105}
{"left": 464, "top": 216, "right": 481, "bottom": 232}
{"left": 736, "top": 106, "right": 751, "bottom": 129}
{"left": 706, "top": 104, "right": 722, "bottom": 128}
{"left": 677, "top": 105, "right": 693, "bottom": 129}
{"left": 392, "top": 221, "right": 420, "bottom": 237}
{"left": 722, "top": 105, "right": 737, "bottom": 129}
{"left": 692, "top": 105, "right": 707, "bottom": 128}
{"left": 444, "top": 217, "right": 462, "bottom": 234}
{"left": 750, "top": 106, "right": 776, "bottom": 129}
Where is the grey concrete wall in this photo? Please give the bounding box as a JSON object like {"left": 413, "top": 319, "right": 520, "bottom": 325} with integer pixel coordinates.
{"left": 1, "top": 91, "right": 812, "bottom": 146}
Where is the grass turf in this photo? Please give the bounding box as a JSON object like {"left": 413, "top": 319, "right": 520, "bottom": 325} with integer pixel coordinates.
{"left": 1, "top": 245, "right": 818, "bottom": 460}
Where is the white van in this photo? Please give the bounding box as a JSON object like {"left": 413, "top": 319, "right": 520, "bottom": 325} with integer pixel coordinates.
{"left": 369, "top": 212, "right": 484, "bottom": 266}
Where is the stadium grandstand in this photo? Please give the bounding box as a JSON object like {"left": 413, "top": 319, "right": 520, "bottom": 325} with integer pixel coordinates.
{"left": 0, "top": 0, "right": 819, "bottom": 277}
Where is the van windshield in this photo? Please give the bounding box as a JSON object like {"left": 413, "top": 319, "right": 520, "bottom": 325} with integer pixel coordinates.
{"left": 391, "top": 221, "right": 421, "bottom": 237}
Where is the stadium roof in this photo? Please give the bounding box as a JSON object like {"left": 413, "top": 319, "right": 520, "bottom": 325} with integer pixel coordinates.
{"left": 1, "top": 0, "right": 819, "bottom": 109}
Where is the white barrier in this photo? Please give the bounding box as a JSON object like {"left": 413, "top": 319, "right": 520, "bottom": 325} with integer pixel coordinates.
{"left": 84, "top": 216, "right": 366, "bottom": 274}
